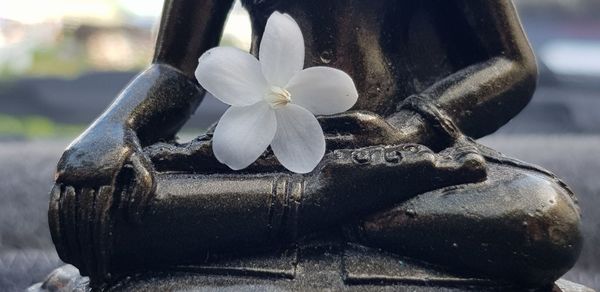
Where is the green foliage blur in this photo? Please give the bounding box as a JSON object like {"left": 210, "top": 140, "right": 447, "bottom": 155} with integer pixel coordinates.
{"left": 0, "top": 114, "right": 84, "bottom": 138}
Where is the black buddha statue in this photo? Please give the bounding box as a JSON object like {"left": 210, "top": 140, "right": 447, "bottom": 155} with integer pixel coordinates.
{"left": 40, "top": 0, "right": 583, "bottom": 290}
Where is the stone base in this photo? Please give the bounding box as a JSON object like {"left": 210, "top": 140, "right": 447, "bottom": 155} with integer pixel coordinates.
{"left": 27, "top": 268, "right": 595, "bottom": 292}
{"left": 29, "top": 242, "right": 595, "bottom": 291}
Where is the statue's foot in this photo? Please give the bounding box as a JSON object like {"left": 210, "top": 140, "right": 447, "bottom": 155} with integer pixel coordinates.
{"left": 351, "top": 150, "right": 582, "bottom": 288}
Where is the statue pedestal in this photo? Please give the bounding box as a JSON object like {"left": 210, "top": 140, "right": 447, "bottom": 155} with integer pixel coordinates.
{"left": 30, "top": 240, "right": 594, "bottom": 291}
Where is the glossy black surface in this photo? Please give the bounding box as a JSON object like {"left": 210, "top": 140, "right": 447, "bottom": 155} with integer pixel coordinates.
{"left": 44, "top": 0, "right": 582, "bottom": 290}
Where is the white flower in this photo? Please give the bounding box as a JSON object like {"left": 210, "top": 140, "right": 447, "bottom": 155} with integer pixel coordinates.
{"left": 195, "top": 11, "right": 358, "bottom": 173}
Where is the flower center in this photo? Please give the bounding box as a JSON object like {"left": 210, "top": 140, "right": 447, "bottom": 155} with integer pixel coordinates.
{"left": 265, "top": 86, "right": 292, "bottom": 108}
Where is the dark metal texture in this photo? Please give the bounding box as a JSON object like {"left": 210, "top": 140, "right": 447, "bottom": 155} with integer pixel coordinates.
{"left": 45, "top": 0, "right": 583, "bottom": 290}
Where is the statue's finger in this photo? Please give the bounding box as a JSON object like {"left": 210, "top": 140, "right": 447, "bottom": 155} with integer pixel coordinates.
{"left": 63, "top": 186, "right": 82, "bottom": 269}
{"left": 94, "top": 185, "right": 114, "bottom": 281}
{"left": 77, "top": 188, "right": 96, "bottom": 276}
{"left": 128, "top": 153, "right": 154, "bottom": 224}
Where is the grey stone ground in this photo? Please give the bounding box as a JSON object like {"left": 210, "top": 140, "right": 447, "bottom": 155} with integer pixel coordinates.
{"left": 0, "top": 136, "right": 598, "bottom": 291}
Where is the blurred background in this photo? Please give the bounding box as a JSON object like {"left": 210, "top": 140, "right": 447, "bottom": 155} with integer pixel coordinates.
{"left": 0, "top": 0, "right": 599, "bottom": 290}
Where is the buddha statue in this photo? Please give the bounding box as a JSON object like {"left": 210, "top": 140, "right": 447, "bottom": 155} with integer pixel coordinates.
{"left": 40, "top": 0, "right": 583, "bottom": 290}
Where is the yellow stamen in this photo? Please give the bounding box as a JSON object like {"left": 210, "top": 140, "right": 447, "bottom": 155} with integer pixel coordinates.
{"left": 265, "top": 86, "right": 292, "bottom": 108}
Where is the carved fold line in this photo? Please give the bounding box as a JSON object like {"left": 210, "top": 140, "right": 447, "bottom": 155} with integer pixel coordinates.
{"left": 268, "top": 176, "right": 288, "bottom": 241}
{"left": 276, "top": 177, "right": 291, "bottom": 241}
{"left": 344, "top": 275, "right": 496, "bottom": 287}
{"left": 287, "top": 179, "right": 303, "bottom": 243}
{"left": 173, "top": 265, "right": 296, "bottom": 280}
{"left": 341, "top": 244, "right": 497, "bottom": 288}
{"left": 266, "top": 177, "right": 276, "bottom": 235}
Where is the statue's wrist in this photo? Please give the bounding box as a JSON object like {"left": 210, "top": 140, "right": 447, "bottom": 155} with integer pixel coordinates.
{"left": 386, "top": 108, "right": 435, "bottom": 146}
{"left": 100, "top": 64, "right": 201, "bottom": 142}
{"left": 395, "top": 95, "right": 462, "bottom": 148}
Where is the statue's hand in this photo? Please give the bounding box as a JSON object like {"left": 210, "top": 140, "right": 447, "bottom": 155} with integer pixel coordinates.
{"left": 51, "top": 121, "right": 154, "bottom": 278}
{"left": 54, "top": 121, "right": 154, "bottom": 222}
{"left": 318, "top": 111, "right": 406, "bottom": 149}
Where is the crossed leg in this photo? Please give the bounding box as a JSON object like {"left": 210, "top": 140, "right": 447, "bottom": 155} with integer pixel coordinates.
{"left": 352, "top": 155, "right": 582, "bottom": 287}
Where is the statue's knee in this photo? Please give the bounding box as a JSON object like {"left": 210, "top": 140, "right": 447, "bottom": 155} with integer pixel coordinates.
{"left": 512, "top": 173, "right": 582, "bottom": 286}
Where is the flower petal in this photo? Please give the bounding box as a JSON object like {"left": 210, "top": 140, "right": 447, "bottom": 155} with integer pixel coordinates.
{"left": 196, "top": 47, "right": 268, "bottom": 106}
{"left": 271, "top": 104, "right": 325, "bottom": 173}
{"left": 286, "top": 67, "right": 359, "bottom": 115}
{"left": 259, "top": 11, "right": 305, "bottom": 87}
{"left": 212, "top": 102, "right": 277, "bottom": 170}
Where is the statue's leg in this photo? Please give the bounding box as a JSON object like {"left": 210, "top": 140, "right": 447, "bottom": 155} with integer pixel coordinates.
{"left": 350, "top": 155, "right": 582, "bottom": 288}
{"left": 53, "top": 142, "right": 487, "bottom": 285}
